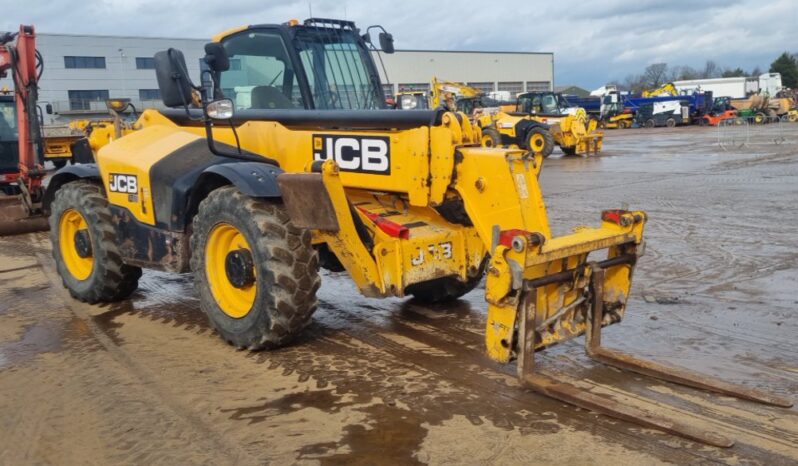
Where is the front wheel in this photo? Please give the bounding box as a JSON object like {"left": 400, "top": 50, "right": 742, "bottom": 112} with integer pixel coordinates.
{"left": 645, "top": 119, "right": 656, "bottom": 128}
{"left": 49, "top": 181, "right": 141, "bottom": 303}
{"left": 525, "top": 127, "right": 554, "bottom": 158}
{"left": 665, "top": 118, "right": 676, "bottom": 128}
{"left": 481, "top": 127, "right": 502, "bottom": 148}
{"left": 190, "top": 186, "right": 320, "bottom": 350}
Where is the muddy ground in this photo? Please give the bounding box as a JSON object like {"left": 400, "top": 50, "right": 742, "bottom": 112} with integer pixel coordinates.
{"left": 1, "top": 125, "right": 797, "bottom": 465}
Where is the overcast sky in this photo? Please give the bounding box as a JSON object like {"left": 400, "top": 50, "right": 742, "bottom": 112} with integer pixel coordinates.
{"left": 2, "top": 0, "right": 795, "bottom": 89}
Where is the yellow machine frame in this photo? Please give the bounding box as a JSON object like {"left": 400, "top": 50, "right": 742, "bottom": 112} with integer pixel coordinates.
{"left": 44, "top": 19, "right": 792, "bottom": 447}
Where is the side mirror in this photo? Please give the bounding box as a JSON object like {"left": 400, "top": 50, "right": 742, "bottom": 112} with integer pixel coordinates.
{"left": 379, "top": 32, "right": 394, "bottom": 54}
{"left": 154, "top": 48, "right": 194, "bottom": 108}
{"left": 206, "top": 99, "right": 234, "bottom": 120}
{"left": 45, "top": 103, "right": 53, "bottom": 115}
{"left": 203, "top": 42, "right": 229, "bottom": 72}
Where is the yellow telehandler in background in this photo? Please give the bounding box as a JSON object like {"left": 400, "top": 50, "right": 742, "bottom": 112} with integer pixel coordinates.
{"left": 503, "top": 91, "right": 604, "bottom": 155}
{"left": 39, "top": 18, "right": 791, "bottom": 447}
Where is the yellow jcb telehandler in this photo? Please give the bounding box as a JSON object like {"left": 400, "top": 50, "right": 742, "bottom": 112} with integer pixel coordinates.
{"left": 41, "top": 18, "right": 791, "bottom": 447}
{"left": 423, "top": 78, "right": 556, "bottom": 157}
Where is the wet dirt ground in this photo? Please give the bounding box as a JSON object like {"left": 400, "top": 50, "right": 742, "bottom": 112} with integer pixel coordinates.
{"left": 1, "top": 125, "right": 797, "bottom": 465}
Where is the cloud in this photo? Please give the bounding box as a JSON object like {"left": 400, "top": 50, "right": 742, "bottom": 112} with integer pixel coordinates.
{"left": 1, "top": 0, "right": 794, "bottom": 89}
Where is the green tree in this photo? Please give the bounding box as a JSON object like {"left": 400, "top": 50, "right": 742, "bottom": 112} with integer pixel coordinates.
{"left": 769, "top": 52, "right": 798, "bottom": 88}
{"left": 722, "top": 67, "right": 746, "bottom": 78}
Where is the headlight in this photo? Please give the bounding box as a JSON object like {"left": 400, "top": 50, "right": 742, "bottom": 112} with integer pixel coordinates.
{"left": 399, "top": 95, "right": 418, "bottom": 109}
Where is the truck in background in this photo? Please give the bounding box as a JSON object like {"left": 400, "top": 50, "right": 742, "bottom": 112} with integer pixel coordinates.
{"left": 674, "top": 73, "right": 783, "bottom": 99}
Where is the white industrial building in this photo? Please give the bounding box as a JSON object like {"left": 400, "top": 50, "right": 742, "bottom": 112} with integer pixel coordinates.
{"left": 1, "top": 32, "right": 553, "bottom": 122}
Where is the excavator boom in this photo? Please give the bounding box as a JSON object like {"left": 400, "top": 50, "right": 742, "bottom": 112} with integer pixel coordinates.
{"left": 0, "top": 25, "right": 49, "bottom": 235}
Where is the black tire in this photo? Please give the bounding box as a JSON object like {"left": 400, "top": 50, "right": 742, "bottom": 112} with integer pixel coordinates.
{"left": 645, "top": 119, "right": 656, "bottom": 128}
{"left": 665, "top": 118, "right": 676, "bottom": 128}
{"left": 481, "top": 127, "right": 502, "bottom": 148}
{"left": 407, "top": 261, "right": 485, "bottom": 303}
{"left": 49, "top": 181, "right": 141, "bottom": 303}
{"left": 525, "top": 127, "right": 555, "bottom": 158}
{"left": 52, "top": 159, "right": 68, "bottom": 169}
{"left": 190, "top": 186, "right": 320, "bottom": 350}
{"left": 560, "top": 145, "right": 578, "bottom": 156}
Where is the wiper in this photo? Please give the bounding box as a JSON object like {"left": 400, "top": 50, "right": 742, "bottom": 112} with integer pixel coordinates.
{"left": 268, "top": 70, "right": 284, "bottom": 87}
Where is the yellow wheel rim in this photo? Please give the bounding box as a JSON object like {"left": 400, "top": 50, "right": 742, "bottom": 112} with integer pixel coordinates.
{"left": 529, "top": 133, "right": 545, "bottom": 151}
{"left": 481, "top": 133, "right": 496, "bottom": 147}
{"left": 205, "top": 223, "right": 256, "bottom": 319}
{"left": 59, "top": 209, "right": 94, "bottom": 281}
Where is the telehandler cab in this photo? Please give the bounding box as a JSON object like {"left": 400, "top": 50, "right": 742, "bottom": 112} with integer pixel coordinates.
{"left": 44, "top": 18, "right": 791, "bottom": 447}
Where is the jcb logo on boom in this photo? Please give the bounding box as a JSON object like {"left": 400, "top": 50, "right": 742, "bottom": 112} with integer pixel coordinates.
{"left": 313, "top": 135, "right": 390, "bottom": 175}
{"left": 108, "top": 174, "right": 138, "bottom": 194}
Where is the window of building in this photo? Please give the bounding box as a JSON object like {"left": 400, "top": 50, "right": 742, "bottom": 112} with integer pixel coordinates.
{"left": 68, "top": 90, "right": 110, "bottom": 110}
{"left": 398, "top": 83, "right": 429, "bottom": 92}
{"left": 467, "top": 82, "right": 494, "bottom": 93}
{"left": 139, "top": 89, "right": 161, "bottom": 101}
{"left": 497, "top": 81, "right": 524, "bottom": 95}
{"left": 526, "top": 81, "right": 551, "bottom": 92}
{"left": 135, "top": 57, "right": 155, "bottom": 69}
{"left": 64, "top": 56, "right": 106, "bottom": 69}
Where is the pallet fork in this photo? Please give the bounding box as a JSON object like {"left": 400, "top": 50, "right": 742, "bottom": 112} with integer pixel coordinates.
{"left": 517, "top": 266, "right": 792, "bottom": 448}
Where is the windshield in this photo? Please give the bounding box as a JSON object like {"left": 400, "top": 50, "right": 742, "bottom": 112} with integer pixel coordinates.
{"left": 0, "top": 100, "right": 17, "bottom": 141}
{"left": 220, "top": 30, "right": 306, "bottom": 110}
{"left": 517, "top": 93, "right": 561, "bottom": 114}
{"left": 0, "top": 99, "right": 18, "bottom": 172}
{"left": 295, "top": 28, "right": 384, "bottom": 110}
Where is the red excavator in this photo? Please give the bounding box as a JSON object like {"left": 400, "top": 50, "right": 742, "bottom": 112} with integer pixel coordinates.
{"left": 0, "top": 25, "right": 49, "bottom": 235}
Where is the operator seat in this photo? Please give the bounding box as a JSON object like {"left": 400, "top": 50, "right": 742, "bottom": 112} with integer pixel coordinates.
{"left": 250, "top": 86, "right": 294, "bottom": 109}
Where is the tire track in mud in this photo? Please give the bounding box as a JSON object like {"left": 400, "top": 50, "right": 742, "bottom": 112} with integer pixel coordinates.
{"left": 313, "top": 297, "right": 797, "bottom": 465}
{"left": 33, "top": 250, "right": 261, "bottom": 466}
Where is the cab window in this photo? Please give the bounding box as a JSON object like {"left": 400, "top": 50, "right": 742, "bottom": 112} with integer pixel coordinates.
{"left": 220, "top": 31, "right": 305, "bottom": 110}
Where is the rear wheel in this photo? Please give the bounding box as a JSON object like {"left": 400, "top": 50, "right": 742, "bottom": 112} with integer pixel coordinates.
{"left": 190, "top": 186, "right": 320, "bottom": 350}
{"left": 525, "top": 127, "right": 554, "bottom": 158}
{"left": 645, "top": 119, "right": 656, "bottom": 128}
{"left": 49, "top": 181, "right": 141, "bottom": 303}
{"left": 481, "top": 127, "right": 502, "bottom": 148}
{"left": 754, "top": 112, "right": 766, "bottom": 124}
{"left": 665, "top": 118, "right": 676, "bottom": 128}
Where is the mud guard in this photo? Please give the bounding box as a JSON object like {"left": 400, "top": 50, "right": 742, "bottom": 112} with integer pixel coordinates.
{"left": 42, "top": 163, "right": 101, "bottom": 213}
{"left": 201, "top": 162, "right": 283, "bottom": 198}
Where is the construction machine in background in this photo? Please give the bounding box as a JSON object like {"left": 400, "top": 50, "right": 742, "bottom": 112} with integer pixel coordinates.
{"left": 502, "top": 91, "right": 603, "bottom": 155}
{"left": 642, "top": 82, "right": 678, "bottom": 98}
{"left": 634, "top": 100, "right": 691, "bottom": 128}
{"left": 0, "top": 25, "right": 50, "bottom": 235}
{"left": 731, "top": 94, "right": 795, "bottom": 123}
{"left": 40, "top": 17, "right": 792, "bottom": 447}
{"left": 700, "top": 97, "right": 739, "bottom": 126}
{"left": 68, "top": 98, "right": 140, "bottom": 156}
